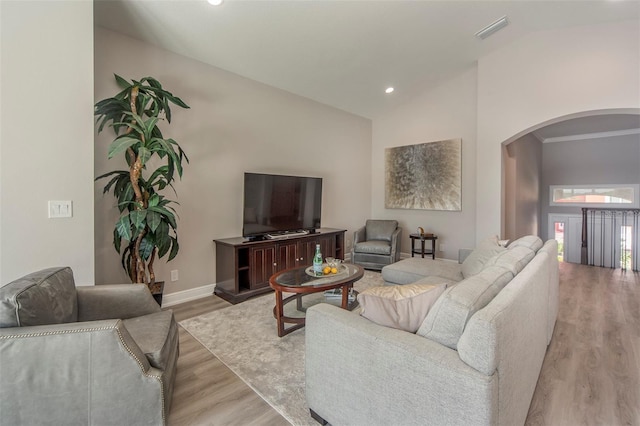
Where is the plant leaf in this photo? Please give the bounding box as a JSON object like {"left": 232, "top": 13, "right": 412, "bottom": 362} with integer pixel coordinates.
{"left": 113, "top": 228, "right": 122, "bottom": 254}
{"left": 114, "top": 74, "right": 131, "bottom": 89}
{"left": 155, "top": 221, "right": 171, "bottom": 257}
{"left": 139, "top": 234, "right": 155, "bottom": 261}
{"left": 168, "top": 237, "right": 179, "bottom": 261}
{"left": 148, "top": 193, "right": 160, "bottom": 208}
{"left": 116, "top": 215, "right": 132, "bottom": 241}
{"left": 129, "top": 210, "right": 147, "bottom": 233}
{"left": 149, "top": 206, "right": 177, "bottom": 229}
{"left": 108, "top": 136, "right": 139, "bottom": 159}
{"left": 137, "top": 146, "right": 151, "bottom": 166}
{"left": 147, "top": 210, "right": 161, "bottom": 232}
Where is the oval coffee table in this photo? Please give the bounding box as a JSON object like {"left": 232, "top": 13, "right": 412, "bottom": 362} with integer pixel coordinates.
{"left": 269, "top": 263, "right": 364, "bottom": 337}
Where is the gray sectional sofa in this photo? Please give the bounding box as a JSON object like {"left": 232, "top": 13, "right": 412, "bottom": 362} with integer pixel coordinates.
{"left": 306, "top": 235, "right": 559, "bottom": 426}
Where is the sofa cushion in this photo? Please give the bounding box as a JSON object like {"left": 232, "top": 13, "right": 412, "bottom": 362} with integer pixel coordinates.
{"left": 382, "top": 258, "right": 464, "bottom": 285}
{"left": 354, "top": 240, "right": 392, "bottom": 255}
{"left": 508, "top": 235, "right": 543, "bottom": 252}
{"left": 123, "top": 310, "right": 178, "bottom": 370}
{"left": 359, "top": 283, "right": 447, "bottom": 333}
{"left": 0, "top": 267, "right": 78, "bottom": 328}
{"left": 365, "top": 220, "right": 398, "bottom": 242}
{"left": 461, "top": 236, "right": 506, "bottom": 278}
{"left": 484, "top": 246, "right": 536, "bottom": 276}
{"left": 417, "top": 266, "right": 514, "bottom": 349}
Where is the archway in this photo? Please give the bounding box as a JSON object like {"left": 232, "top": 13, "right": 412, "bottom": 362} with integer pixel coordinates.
{"left": 501, "top": 108, "right": 640, "bottom": 245}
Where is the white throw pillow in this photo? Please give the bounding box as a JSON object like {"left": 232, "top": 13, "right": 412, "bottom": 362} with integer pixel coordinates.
{"left": 359, "top": 283, "right": 447, "bottom": 333}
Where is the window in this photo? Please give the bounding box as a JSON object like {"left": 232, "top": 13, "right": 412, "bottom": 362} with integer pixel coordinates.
{"left": 550, "top": 184, "right": 640, "bottom": 208}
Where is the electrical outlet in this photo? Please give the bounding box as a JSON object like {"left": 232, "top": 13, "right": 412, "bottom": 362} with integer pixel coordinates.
{"left": 171, "top": 270, "right": 179, "bottom": 282}
{"left": 440, "top": 243, "right": 446, "bottom": 252}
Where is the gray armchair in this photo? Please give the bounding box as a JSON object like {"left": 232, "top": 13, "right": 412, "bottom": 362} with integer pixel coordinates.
{"left": 0, "top": 267, "right": 179, "bottom": 425}
{"left": 351, "top": 219, "right": 402, "bottom": 270}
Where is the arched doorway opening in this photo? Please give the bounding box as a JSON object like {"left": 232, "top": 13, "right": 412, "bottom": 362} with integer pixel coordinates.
{"left": 501, "top": 109, "right": 640, "bottom": 263}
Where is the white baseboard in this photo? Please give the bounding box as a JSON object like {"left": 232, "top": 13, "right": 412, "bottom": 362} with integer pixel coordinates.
{"left": 162, "top": 283, "right": 216, "bottom": 307}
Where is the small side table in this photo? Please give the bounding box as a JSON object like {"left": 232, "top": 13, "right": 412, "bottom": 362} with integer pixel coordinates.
{"left": 409, "top": 234, "right": 438, "bottom": 259}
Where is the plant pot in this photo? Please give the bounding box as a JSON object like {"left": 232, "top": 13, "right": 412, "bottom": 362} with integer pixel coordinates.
{"left": 149, "top": 281, "right": 165, "bottom": 306}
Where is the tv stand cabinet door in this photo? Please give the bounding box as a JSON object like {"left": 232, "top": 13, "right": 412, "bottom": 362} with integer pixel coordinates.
{"left": 276, "top": 241, "right": 299, "bottom": 271}
{"left": 249, "top": 245, "right": 277, "bottom": 289}
{"left": 298, "top": 239, "right": 320, "bottom": 267}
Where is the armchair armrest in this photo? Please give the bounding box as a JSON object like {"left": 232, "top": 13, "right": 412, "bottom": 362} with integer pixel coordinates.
{"left": 390, "top": 226, "right": 402, "bottom": 260}
{"left": 353, "top": 226, "right": 366, "bottom": 244}
{"left": 0, "top": 320, "right": 165, "bottom": 425}
{"left": 305, "top": 304, "right": 495, "bottom": 426}
{"left": 77, "top": 284, "right": 161, "bottom": 321}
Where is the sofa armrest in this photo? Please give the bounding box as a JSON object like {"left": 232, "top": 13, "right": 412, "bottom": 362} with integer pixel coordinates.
{"left": 459, "top": 248, "right": 474, "bottom": 264}
{"left": 77, "top": 284, "right": 161, "bottom": 321}
{"left": 0, "top": 320, "right": 166, "bottom": 425}
{"left": 305, "top": 304, "right": 497, "bottom": 426}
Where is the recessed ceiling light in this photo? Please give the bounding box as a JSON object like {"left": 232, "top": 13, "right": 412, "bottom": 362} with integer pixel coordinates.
{"left": 385, "top": 87, "right": 395, "bottom": 94}
{"left": 208, "top": 0, "right": 223, "bottom": 5}
{"left": 475, "top": 16, "right": 509, "bottom": 40}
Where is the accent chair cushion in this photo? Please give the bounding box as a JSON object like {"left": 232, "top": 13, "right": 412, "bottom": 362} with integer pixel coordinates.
{"left": 0, "top": 267, "right": 78, "bottom": 328}
{"left": 354, "top": 240, "right": 392, "bottom": 256}
{"left": 359, "top": 283, "right": 447, "bottom": 333}
{"left": 461, "top": 236, "right": 506, "bottom": 278}
{"left": 123, "top": 310, "right": 179, "bottom": 370}
{"left": 365, "top": 220, "right": 398, "bottom": 242}
{"left": 417, "top": 266, "right": 514, "bottom": 349}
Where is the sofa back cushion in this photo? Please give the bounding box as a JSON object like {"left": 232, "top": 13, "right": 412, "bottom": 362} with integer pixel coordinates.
{"left": 483, "top": 246, "right": 536, "bottom": 276}
{"left": 508, "top": 235, "right": 543, "bottom": 252}
{"left": 461, "top": 236, "right": 506, "bottom": 278}
{"left": 0, "top": 267, "right": 78, "bottom": 328}
{"left": 365, "top": 220, "right": 398, "bottom": 242}
{"left": 417, "top": 266, "right": 514, "bottom": 349}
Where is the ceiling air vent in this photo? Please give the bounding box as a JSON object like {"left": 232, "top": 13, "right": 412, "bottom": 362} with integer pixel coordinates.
{"left": 475, "top": 16, "right": 509, "bottom": 40}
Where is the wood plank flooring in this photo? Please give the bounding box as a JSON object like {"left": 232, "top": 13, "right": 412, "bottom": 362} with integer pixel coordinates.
{"left": 167, "top": 262, "right": 639, "bottom": 425}
{"left": 526, "top": 262, "right": 640, "bottom": 426}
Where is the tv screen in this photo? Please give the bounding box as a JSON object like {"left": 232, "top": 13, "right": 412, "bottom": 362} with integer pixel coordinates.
{"left": 243, "top": 173, "right": 322, "bottom": 238}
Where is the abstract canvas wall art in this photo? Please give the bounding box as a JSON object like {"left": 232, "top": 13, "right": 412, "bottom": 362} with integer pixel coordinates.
{"left": 385, "top": 138, "right": 461, "bottom": 210}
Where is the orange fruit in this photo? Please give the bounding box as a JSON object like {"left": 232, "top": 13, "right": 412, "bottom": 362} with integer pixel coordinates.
{"left": 331, "top": 267, "right": 338, "bottom": 274}
{"left": 323, "top": 266, "right": 331, "bottom": 275}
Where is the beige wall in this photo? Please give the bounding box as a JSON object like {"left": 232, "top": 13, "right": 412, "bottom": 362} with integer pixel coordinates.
{"left": 0, "top": 1, "right": 95, "bottom": 284}
{"left": 94, "top": 28, "right": 372, "bottom": 295}
{"left": 371, "top": 69, "right": 477, "bottom": 260}
{"left": 502, "top": 134, "right": 542, "bottom": 241}
{"left": 476, "top": 20, "right": 640, "bottom": 243}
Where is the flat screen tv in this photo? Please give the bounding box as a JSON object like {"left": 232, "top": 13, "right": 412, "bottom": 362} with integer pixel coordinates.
{"left": 243, "top": 172, "right": 322, "bottom": 239}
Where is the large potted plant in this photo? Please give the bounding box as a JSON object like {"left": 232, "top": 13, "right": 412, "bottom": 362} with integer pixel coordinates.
{"left": 95, "top": 74, "right": 189, "bottom": 299}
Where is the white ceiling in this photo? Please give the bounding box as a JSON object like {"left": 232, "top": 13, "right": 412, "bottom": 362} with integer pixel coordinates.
{"left": 94, "top": 0, "right": 640, "bottom": 120}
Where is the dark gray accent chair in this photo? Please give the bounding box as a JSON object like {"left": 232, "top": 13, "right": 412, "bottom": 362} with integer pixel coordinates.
{"left": 351, "top": 220, "right": 402, "bottom": 270}
{"left": 0, "top": 267, "right": 179, "bottom": 425}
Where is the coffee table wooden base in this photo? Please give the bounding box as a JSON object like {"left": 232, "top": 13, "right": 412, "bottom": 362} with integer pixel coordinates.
{"left": 273, "top": 283, "right": 357, "bottom": 337}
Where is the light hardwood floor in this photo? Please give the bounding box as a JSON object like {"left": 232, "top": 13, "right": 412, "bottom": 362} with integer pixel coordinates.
{"left": 167, "top": 262, "right": 639, "bottom": 425}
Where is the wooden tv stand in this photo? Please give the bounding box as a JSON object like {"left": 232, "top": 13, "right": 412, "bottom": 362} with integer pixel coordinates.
{"left": 213, "top": 228, "right": 346, "bottom": 304}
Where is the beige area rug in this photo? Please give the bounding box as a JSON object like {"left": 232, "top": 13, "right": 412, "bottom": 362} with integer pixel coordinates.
{"left": 179, "top": 270, "right": 384, "bottom": 426}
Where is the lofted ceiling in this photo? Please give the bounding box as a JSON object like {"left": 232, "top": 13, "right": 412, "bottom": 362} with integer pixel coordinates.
{"left": 94, "top": 0, "right": 640, "bottom": 121}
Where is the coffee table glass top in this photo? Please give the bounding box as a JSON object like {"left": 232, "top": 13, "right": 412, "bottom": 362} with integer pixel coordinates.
{"left": 272, "top": 263, "right": 362, "bottom": 288}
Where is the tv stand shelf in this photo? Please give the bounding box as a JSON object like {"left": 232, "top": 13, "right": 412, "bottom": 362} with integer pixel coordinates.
{"left": 213, "top": 228, "right": 346, "bottom": 304}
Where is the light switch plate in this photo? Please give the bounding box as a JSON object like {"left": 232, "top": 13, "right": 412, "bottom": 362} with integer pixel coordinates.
{"left": 48, "top": 200, "right": 72, "bottom": 218}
